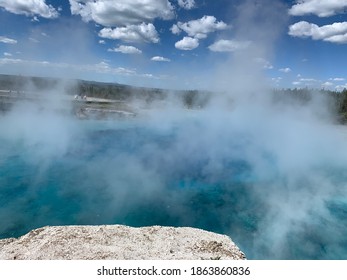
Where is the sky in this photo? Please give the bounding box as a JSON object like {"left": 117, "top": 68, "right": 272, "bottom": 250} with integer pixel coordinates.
{"left": 0, "top": 0, "right": 347, "bottom": 91}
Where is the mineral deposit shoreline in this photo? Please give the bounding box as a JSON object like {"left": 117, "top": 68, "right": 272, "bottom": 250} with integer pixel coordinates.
{"left": 0, "top": 225, "right": 246, "bottom": 260}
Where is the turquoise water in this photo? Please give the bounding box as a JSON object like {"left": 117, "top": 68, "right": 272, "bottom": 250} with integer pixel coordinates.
{"left": 1, "top": 116, "right": 347, "bottom": 259}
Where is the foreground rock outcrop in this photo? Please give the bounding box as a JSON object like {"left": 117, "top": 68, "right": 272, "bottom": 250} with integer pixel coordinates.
{"left": 0, "top": 225, "right": 246, "bottom": 260}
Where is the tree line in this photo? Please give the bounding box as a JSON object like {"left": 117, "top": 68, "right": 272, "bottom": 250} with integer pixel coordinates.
{"left": 0, "top": 74, "right": 347, "bottom": 122}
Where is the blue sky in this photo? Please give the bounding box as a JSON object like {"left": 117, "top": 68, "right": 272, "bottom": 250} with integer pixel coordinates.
{"left": 0, "top": 0, "right": 347, "bottom": 91}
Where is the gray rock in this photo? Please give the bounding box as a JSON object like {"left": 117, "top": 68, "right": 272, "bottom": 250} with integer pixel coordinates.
{"left": 0, "top": 225, "right": 246, "bottom": 260}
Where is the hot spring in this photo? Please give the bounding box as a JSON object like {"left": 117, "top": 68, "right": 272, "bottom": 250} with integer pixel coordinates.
{"left": 1, "top": 99, "right": 347, "bottom": 259}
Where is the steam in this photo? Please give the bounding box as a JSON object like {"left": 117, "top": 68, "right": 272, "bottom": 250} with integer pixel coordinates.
{"left": 203, "top": 0, "right": 347, "bottom": 258}
{"left": 1, "top": 0, "right": 347, "bottom": 260}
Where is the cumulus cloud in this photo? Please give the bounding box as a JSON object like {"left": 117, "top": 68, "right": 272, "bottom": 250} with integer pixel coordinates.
{"left": 279, "top": 67, "right": 292, "bottom": 73}
{"left": 0, "top": 0, "right": 59, "bottom": 18}
{"left": 208, "top": 39, "right": 250, "bottom": 52}
{"left": 177, "top": 0, "right": 196, "bottom": 10}
{"left": 289, "top": 21, "right": 347, "bottom": 44}
{"left": 289, "top": 0, "right": 347, "bottom": 17}
{"left": 175, "top": 36, "right": 199, "bottom": 50}
{"left": 108, "top": 45, "right": 142, "bottom": 54}
{"left": 326, "top": 33, "right": 347, "bottom": 44}
{"left": 172, "top": 16, "right": 228, "bottom": 52}
{"left": 172, "top": 15, "right": 228, "bottom": 39}
{"left": 0, "top": 36, "right": 17, "bottom": 44}
{"left": 151, "top": 56, "right": 171, "bottom": 62}
{"left": 99, "top": 23, "right": 159, "bottom": 43}
{"left": 170, "top": 24, "right": 181, "bottom": 35}
{"left": 69, "top": 0, "right": 175, "bottom": 27}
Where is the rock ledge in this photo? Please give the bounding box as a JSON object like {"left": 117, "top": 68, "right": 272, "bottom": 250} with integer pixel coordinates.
{"left": 0, "top": 225, "right": 246, "bottom": 260}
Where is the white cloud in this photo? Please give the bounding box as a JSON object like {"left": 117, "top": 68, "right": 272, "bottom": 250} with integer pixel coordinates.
{"left": 0, "top": 57, "right": 139, "bottom": 77}
{"left": 99, "top": 23, "right": 159, "bottom": 43}
{"left": 291, "top": 77, "right": 322, "bottom": 87}
{"left": 0, "top": 58, "right": 23, "bottom": 65}
{"left": 289, "top": 21, "right": 347, "bottom": 44}
{"left": 0, "top": 58, "right": 170, "bottom": 82}
{"left": 29, "top": 37, "right": 40, "bottom": 43}
{"left": 271, "top": 77, "right": 283, "bottom": 87}
{"left": 0, "top": 0, "right": 59, "bottom": 18}
{"left": 172, "top": 15, "right": 228, "bottom": 39}
{"left": 329, "top": 77, "right": 345, "bottom": 81}
{"left": 177, "top": 0, "right": 195, "bottom": 10}
{"left": 170, "top": 24, "right": 181, "bottom": 35}
{"left": 279, "top": 67, "right": 292, "bottom": 73}
{"left": 108, "top": 45, "right": 142, "bottom": 54}
{"left": 175, "top": 36, "right": 199, "bottom": 50}
{"left": 208, "top": 39, "right": 250, "bottom": 52}
{"left": 335, "top": 84, "right": 347, "bottom": 91}
{"left": 99, "top": 40, "right": 105, "bottom": 44}
{"left": 69, "top": 0, "right": 174, "bottom": 27}
{"left": 325, "top": 33, "right": 347, "bottom": 44}
{"left": 151, "top": 56, "right": 171, "bottom": 62}
{"left": 321, "top": 81, "right": 334, "bottom": 87}
{"left": 0, "top": 36, "right": 17, "bottom": 44}
{"left": 90, "top": 62, "right": 138, "bottom": 75}
{"left": 289, "top": 0, "right": 347, "bottom": 17}
{"left": 300, "top": 78, "right": 318, "bottom": 82}
{"left": 272, "top": 77, "right": 283, "bottom": 83}
{"left": 255, "top": 58, "right": 273, "bottom": 69}
{"left": 3, "top": 52, "right": 12, "bottom": 57}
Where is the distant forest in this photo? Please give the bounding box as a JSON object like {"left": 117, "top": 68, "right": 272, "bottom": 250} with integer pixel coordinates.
{"left": 1, "top": 74, "right": 347, "bottom": 122}
{"left": 0, "top": 74, "right": 211, "bottom": 108}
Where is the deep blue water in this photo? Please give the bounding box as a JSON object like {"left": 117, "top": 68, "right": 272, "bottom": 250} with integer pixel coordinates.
{"left": 1, "top": 117, "right": 347, "bottom": 259}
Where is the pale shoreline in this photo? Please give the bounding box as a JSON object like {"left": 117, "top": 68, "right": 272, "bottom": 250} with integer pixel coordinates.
{"left": 0, "top": 225, "right": 246, "bottom": 260}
